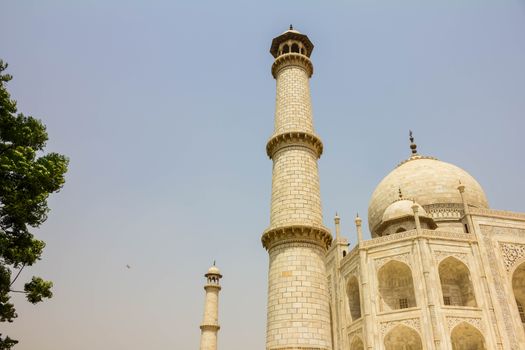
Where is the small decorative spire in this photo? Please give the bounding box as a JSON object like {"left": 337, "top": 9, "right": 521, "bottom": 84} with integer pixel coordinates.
{"left": 398, "top": 187, "right": 403, "bottom": 199}
{"left": 213, "top": 260, "right": 216, "bottom": 266}
{"left": 409, "top": 130, "right": 418, "bottom": 155}
{"left": 334, "top": 213, "right": 341, "bottom": 239}
{"left": 289, "top": 24, "right": 293, "bottom": 30}
{"left": 355, "top": 214, "right": 363, "bottom": 243}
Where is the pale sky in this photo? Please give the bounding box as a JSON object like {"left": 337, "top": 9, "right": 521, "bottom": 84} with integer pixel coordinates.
{"left": 1, "top": 1, "right": 525, "bottom": 349}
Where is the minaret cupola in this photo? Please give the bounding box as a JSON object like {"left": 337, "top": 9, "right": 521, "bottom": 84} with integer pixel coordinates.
{"left": 270, "top": 25, "right": 314, "bottom": 58}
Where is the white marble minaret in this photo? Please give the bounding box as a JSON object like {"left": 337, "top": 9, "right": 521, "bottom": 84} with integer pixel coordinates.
{"left": 199, "top": 264, "right": 222, "bottom": 350}
{"left": 261, "top": 26, "right": 333, "bottom": 350}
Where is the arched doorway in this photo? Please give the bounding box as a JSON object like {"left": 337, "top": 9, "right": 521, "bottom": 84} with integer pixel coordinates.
{"left": 450, "top": 322, "right": 486, "bottom": 350}
{"left": 347, "top": 275, "right": 361, "bottom": 321}
{"left": 378, "top": 260, "right": 416, "bottom": 311}
{"left": 384, "top": 325, "right": 422, "bottom": 350}
{"left": 349, "top": 335, "right": 364, "bottom": 350}
{"left": 512, "top": 262, "right": 525, "bottom": 326}
{"left": 438, "top": 257, "right": 477, "bottom": 307}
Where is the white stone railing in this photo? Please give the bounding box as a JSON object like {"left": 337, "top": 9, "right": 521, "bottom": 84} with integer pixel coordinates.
{"left": 469, "top": 207, "right": 525, "bottom": 221}
{"left": 360, "top": 229, "right": 474, "bottom": 248}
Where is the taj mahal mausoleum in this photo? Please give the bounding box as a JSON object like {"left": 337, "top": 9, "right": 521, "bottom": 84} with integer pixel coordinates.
{"left": 197, "top": 27, "right": 525, "bottom": 350}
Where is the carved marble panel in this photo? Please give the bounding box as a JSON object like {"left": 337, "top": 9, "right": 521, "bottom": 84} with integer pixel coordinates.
{"left": 375, "top": 253, "right": 411, "bottom": 270}
{"left": 499, "top": 242, "right": 525, "bottom": 272}
{"left": 433, "top": 250, "right": 469, "bottom": 266}
{"left": 446, "top": 316, "right": 484, "bottom": 332}
{"left": 379, "top": 317, "right": 421, "bottom": 336}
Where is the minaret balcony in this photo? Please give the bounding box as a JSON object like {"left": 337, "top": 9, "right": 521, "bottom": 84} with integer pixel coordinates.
{"left": 271, "top": 52, "right": 314, "bottom": 78}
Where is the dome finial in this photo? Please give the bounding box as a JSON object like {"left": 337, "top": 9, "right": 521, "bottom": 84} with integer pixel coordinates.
{"left": 289, "top": 24, "right": 293, "bottom": 30}
{"left": 409, "top": 130, "right": 418, "bottom": 155}
{"left": 398, "top": 187, "right": 403, "bottom": 199}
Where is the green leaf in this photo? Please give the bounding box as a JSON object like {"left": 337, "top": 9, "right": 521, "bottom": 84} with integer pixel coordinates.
{"left": 24, "top": 277, "right": 53, "bottom": 304}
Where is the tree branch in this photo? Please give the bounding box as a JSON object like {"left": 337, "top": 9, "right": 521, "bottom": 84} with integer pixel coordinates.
{"left": 9, "top": 263, "right": 26, "bottom": 288}
{"left": 8, "top": 290, "right": 26, "bottom": 294}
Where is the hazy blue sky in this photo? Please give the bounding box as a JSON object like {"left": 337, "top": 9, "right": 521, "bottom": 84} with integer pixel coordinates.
{"left": 2, "top": 1, "right": 525, "bottom": 349}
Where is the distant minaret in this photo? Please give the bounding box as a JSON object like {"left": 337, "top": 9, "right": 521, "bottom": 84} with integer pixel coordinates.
{"left": 199, "top": 264, "right": 222, "bottom": 350}
{"left": 262, "top": 27, "right": 333, "bottom": 350}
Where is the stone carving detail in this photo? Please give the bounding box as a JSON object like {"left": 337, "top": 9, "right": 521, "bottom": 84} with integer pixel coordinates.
{"left": 433, "top": 251, "right": 469, "bottom": 266}
{"left": 499, "top": 242, "right": 525, "bottom": 271}
{"left": 375, "top": 253, "right": 411, "bottom": 270}
{"left": 480, "top": 225, "right": 518, "bottom": 348}
{"left": 446, "top": 317, "right": 484, "bottom": 332}
{"left": 424, "top": 203, "right": 464, "bottom": 220}
{"left": 379, "top": 318, "right": 421, "bottom": 336}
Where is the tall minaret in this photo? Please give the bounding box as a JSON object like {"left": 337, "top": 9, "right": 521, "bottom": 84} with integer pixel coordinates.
{"left": 199, "top": 264, "right": 222, "bottom": 350}
{"left": 262, "top": 26, "right": 333, "bottom": 350}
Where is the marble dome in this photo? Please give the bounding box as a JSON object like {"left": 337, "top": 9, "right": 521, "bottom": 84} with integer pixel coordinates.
{"left": 382, "top": 199, "right": 428, "bottom": 223}
{"left": 206, "top": 265, "right": 221, "bottom": 276}
{"left": 368, "top": 155, "right": 489, "bottom": 235}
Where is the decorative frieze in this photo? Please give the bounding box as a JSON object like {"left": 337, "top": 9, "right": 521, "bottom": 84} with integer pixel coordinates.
{"left": 423, "top": 203, "right": 464, "bottom": 220}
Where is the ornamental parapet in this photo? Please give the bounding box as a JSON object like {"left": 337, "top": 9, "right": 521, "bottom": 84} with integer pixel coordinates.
{"left": 261, "top": 225, "right": 332, "bottom": 251}
{"left": 360, "top": 229, "right": 475, "bottom": 248}
{"left": 200, "top": 324, "right": 220, "bottom": 331}
{"left": 266, "top": 131, "right": 323, "bottom": 159}
{"left": 272, "top": 52, "right": 314, "bottom": 78}
{"left": 469, "top": 207, "right": 525, "bottom": 222}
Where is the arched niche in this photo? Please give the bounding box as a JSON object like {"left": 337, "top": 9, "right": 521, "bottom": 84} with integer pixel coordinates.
{"left": 377, "top": 260, "right": 416, "bottom": 311}
{"left": 346, "top": 275, "right": 361, "bottom": 321}
{"left": 512, "top": 261, "right": 525, "bottom": 324}
{"left": 349, "top": 335, "right": 364, "bottom": 350}
{"left": 438, "top": 257, "right": 477, "bottom": 307}
{"left": 450, "top": 322, "right": 486, "bottom": 350}
{"left": 384, "top": 325, "right": 422, "bottom": 350}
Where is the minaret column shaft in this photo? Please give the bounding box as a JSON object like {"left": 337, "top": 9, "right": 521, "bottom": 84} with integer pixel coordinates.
{"left": 274, "top": 66, "right": 314, "bottom": 134}
{"left": 200, "top": 269, "right": 221, "bottom": 350}
{"left": 270, "top": 146, "right": 322, "bottom": 227}
{"left": 263, "top": 30, "right": 332, "bottom": 350}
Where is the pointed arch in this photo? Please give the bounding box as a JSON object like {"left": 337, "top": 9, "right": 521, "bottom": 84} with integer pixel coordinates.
{"left": 346, "top": 275, "right": 361, "bottom": 321}
{"left": 349, "top": 335, "right": 364, "bottom": 350}
{"left": 377, "top": 260, "right": 416, "bottom": 311}
{"left": 438, "top": 256, "right": 477, "bottom": 307}
{"left": 384, "top": 324, "right": 422, "bottom": 350}
{"left": 451, "top": 322, "right": 486, "bottom": 350}
{"left": 512, "top": 261, "right": 525, "bottom": 324}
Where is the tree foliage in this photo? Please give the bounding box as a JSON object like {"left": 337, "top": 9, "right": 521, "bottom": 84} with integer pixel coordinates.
{"left": 0, "top": 60, "right": 68, "bottom": 349}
